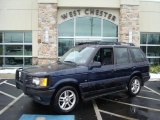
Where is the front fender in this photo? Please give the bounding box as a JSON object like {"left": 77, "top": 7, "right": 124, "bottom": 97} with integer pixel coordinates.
{"left": 50, "top": 78, "right": 79, "bottom": 89}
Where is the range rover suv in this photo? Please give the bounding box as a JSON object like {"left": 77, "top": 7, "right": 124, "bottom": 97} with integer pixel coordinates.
{"left": 15, "top": 42, "right": 150, "bottom": 113}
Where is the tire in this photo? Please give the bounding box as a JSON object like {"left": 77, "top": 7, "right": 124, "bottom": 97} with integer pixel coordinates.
{"left": 128, "top": 76, "right": 141, "bottom": 97}
{"left": 52, "top": 86, "right": 79, "bottom": 114}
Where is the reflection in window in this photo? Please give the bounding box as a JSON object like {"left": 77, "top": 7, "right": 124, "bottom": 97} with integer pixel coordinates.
{"left": 25, "top": 57, "right": 32, "bottom": 65}
{"left": 5, "top": 45, "right": 23, "bottom": 55}
{"left": 147, "top": 46, "right": 160, "bottom": 56}
{"left": 5, "top": 57, "right": 23, "bottom": 66}
{"left": 58, "top": 38, "right": 74, "bottom": 56}
{"left": 103, "top": 20, "right": 117, "bottom": 37}
{"left": 148, "top": 34, "right": 160, "bottom": 44}
{"left": 24, "top": 45, "right": 32, "bottom": 55}
{"left": 24, "top": 32, "right": 32, "bottom": 43}
{"left": 4, "top": 32, "right": 23, "bottom": 43}
{"left": 76, "top": 17, "right": 101, "bottom": 36}
{"left": 59, "top": 19, "right": 74, "bottom": 36}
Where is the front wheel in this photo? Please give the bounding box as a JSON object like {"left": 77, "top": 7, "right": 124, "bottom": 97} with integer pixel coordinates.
{"left": 128, "top": 76, "right": 141, "bottom": 97}
{"left": 52, "top": 86, "right": 79, "bottom": 114}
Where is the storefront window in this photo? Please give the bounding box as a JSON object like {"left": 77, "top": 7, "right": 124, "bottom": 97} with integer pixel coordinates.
{"left": 24, "top": 45, "right": 32, "bottom": 55}
{"left": 58, "top": 17, "right": 118, "bottom": 56}
{"left": 58, "top": 38, "right": 74, "bottom": 56}
{"left": 0, "top": 32, "right": 2, "bottom": 43}
{"left": 5, "top": 57, "right": 23, "bottom": 67}
{"left": 25, "top": 57, "right": 32, "bottom": 65}
{"left": 5, "top": 45, "right": 23, "bottom": 55}
{"left": 0, "top": 31, "right": 32, "bottom": 67}
{"left": 147, "top": 46, "right": 160, "bottom": 56}
{"left": 103, "top": 20, "right": 117, "bottom": 37}
{"left": 148, "top": 58, "right": 160, "bottom": 65}
{"left": 140, "top": 33, "right": 147, "bottom": 44}
{"left": 24, "top": 32, "right": 32, "bottom": 43}
{"left": 140, "top": 46, "right": 146, "bottom": 55}
{"left": 0, "top": 57, "right": 2, "bottom": 66}
{"left": 4, "top": 32, "right": 23, "bottom": 43}
{"left": 59, "top": 19, "right": 74, "bottom": 36}
{"left": 140, "top": 33, "right": 160, "bottom": 65}
{"left": 76, "top": 17, "right": 101, "bottom": 36}
{"left": 0, "top": 45, "right": 3, "bottom": 55}
{"left": 148, "top": 34, "right": 160, "bottom": 44}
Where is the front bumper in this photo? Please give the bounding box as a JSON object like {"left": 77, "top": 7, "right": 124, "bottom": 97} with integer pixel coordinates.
{"left": 15, "top": 70, "right": 55, "bottom": 105}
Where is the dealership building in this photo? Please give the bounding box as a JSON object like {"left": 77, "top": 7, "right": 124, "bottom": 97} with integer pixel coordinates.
{"left": 0, "top": 0, "right": 160, "bottom": 68}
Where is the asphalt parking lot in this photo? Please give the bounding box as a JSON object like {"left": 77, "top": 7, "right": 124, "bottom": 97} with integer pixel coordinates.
{"left": 0, "top": 79, "right": 160, "bottom": 120}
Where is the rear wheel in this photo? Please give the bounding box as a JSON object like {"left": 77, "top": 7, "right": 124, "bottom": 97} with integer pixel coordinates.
{"left": 128, "top": 76, "right": 141, "bottom": 96}
{"left": 52, "top": 86, "right": 79, "bottom": 114}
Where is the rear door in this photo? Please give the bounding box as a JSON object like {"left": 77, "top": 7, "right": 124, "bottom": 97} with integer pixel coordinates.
{"left": 114, "top": 47, "right": 132, "bottom": 89}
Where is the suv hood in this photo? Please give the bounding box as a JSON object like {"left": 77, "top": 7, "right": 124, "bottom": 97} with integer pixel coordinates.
{"left": 22, "top": 62, "right": 78, "bottom": 76}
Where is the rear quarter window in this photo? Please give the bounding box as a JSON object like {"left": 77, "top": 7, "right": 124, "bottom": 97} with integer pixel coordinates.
{"left": 130, "top": 48, "right": 145, "bottom": 62}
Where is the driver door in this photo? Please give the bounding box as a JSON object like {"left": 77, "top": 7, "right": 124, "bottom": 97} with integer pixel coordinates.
{"left": 86, "top": 47, "right": 115, "bottom": 97}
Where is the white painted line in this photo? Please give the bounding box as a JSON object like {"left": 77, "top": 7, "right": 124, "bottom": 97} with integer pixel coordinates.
{"left": 0, "top": 80, "right": 7, "bottom": 85}
{"left": 101, "top": 98, "right": 160, "bottom": 112}
{"left": 137, "top": 95, "right": 160, "bottom": 102}
{"left": 0, "top": 91, "right": 16, "bottom": 99}
{"left": 144, "top": 86, "right": 160, "bottom": 96}
{"left": 4, "top": 82, "right": 16, "bottom": 87}
{"left": 92, "top": 100, "right": 102, "bottom": 120}
{"left": 99, "top": 109, "right": 138, "bottom": 120}
{"left": 0, "top": 93, "right": 24, "bottom": 115}
{"left": 141, "top": 90, "right": 153, "bottom": 93}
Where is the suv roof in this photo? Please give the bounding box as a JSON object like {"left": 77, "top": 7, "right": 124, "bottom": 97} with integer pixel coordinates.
{"left": 77, "top": 41, "right": 136, "bottom": 48}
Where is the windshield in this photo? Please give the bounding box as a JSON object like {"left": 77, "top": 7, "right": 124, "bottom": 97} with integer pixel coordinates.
{"left": 59, "top": 47, "right": 95, "bottom": 65}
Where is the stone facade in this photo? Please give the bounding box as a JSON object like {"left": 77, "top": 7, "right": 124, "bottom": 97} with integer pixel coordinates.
{"left": 119, "top": 4, "right": 140, "bottom": 46}
{"left": 38, "top": 3, "right": 58, "bottom": 65}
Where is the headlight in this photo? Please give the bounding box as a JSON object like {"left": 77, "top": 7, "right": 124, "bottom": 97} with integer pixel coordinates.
{"left": 32, "top": 77, "right": 48, "bottom": 87}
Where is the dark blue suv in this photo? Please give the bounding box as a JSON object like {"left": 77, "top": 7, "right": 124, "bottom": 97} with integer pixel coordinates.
{"left": 15, "top": 43, "right": 150, "bottom": 113}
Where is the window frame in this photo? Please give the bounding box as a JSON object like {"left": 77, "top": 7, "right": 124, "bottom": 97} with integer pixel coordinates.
{"left": 0, "top": 31, "right": 32, "bottom": 68}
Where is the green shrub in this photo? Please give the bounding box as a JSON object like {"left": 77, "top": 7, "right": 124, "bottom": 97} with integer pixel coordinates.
{"left": 150, "top": 65, "right": 160, "bottom": 73}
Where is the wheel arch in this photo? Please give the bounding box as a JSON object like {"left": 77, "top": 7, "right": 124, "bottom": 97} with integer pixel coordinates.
{"left": 50, "top": 79, "right": 81, "bottom": 105}
{"left": 130, "top": 71, "right": 143, "bottom": 86}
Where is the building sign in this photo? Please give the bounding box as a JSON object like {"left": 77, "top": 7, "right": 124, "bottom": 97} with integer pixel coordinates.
{"left": 60, "top": 8, "right": 117, "bottom": 22}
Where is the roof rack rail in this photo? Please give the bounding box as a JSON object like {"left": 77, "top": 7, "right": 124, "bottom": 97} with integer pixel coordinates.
{"left": 78, "top": 41, "right": 135, "bottom": 46}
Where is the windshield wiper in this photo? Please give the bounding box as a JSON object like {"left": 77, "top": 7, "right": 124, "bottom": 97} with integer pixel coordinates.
{"left": 63, "top": 61, "right": 77, "bottom": 65}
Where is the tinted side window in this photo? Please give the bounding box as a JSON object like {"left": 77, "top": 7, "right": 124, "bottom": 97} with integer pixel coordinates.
{"left": 130, "top": 48, "right": 145, "bottom": 62}
{"left": 94, "top": 48, "right": 113, "bottom": 65}
{"left": 115, "top": 47, "right": 129, "bottom": 64}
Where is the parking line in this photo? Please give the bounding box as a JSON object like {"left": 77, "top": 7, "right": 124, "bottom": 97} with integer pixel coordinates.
{"left": 0, "top": 80, "right": 7, "bottom": 85}
{"left": 144, "top": 86, "right": 160, "bottom": 96}
{"left": 99, "top": 109, "right": 138, "bottom": 120}
{"left": 141, "top": 90, "right": 153, "bottom": 93}
{"left": 0, "top": 93, "right": 24, "bottom": 115}
{"left": 102, "top": 98, "right": 160, "bottom": 112}
{"left": 0, "top": 91, "right": 16, "bottom": 99}
{"left": 4, "top": 82, "right": 16, "bottom": 87}
{"left": 92, "top": 100, "right": 102, "bottom": 120}
{"left": 137, "top": 95, "right": 160, "bottom": 102}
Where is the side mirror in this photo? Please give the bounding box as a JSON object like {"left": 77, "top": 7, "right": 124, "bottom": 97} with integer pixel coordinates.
{"left": 89, "top": 62, "right": 101, "bottom": 70}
